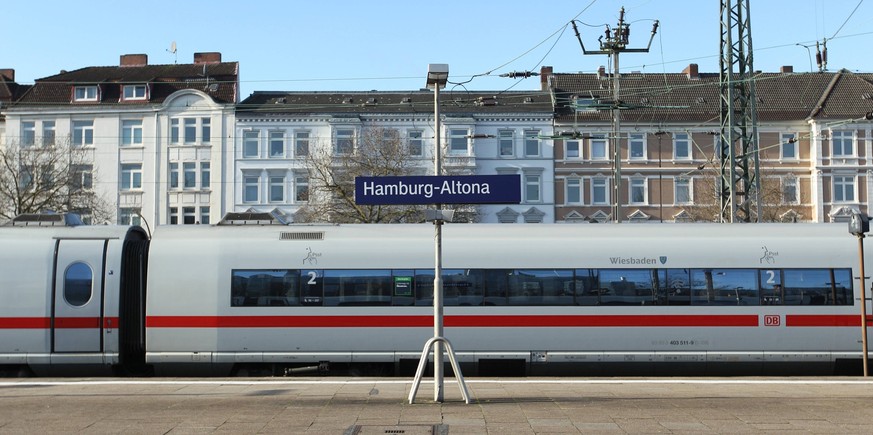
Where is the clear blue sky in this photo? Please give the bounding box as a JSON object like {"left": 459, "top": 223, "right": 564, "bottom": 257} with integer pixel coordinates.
{"left": 3, "top": 1, "right": 871, "bottom": 99}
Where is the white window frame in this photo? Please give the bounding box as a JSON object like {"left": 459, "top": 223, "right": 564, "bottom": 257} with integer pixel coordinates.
{"left": 335, "top": 128, "right": 355, "bottom": 155}
{"left": 407, "top": 130, "right": 423, "bottom": 156}
{"left": 72, "top": 120, "right": 94, "bottom": 147}
{"left": 833, "top": 175, "right": 855, "bottom": 203}
{"left": 42, "top": 121, "right": 56, "bottom": 147}
{"left": 118, "top": 208, "right": 142, "bottom": 226}
{"left": 122, "top": 84, "right": 147, "bottom": 101}
{"left": 269, "top": 131, "right": 285, "bottom": 158}
{"left": 200, "top": 207, "right": 210, "bottom": 225}
{"left": 170, "top": 119, "right": 180, "bottom": 144}
{"left": 21, "top": 121, "right": 35, "bottom": 146}
{"left": 565, "top": 178, "right": 582, "bottom": 204}
{"left": 201, "top": 118, "right": 211, "bottom": 144}
{"left": 169, "top": 163, "right": 179, "bottom": 189}
{"left": 629, "top": 133, "right": 646, "bottom": 160}
{"left": 183, "top": 206, "right": 197, "bottom": 225}
{"left": 71, "top": 164, "right": 93, "bottom": 191}
{"left": 183, "top": 162, "right": 196, "bottom": 189}
{"left": 295, "top": 131, "right": 310, "bottom": 157}
{"left": 200, "top": 162, "right": 211, "bottom": 190}
{"left": 782, "top": 176, "right": 799, "bottom": 205}
{"left": 524, "top": 173, "right": 542, "bottom": 203}
{"left": 120, "top": 164, "right": 142, "bottom": 191}
{"left": 169, "top": 207, "right": 178, "bottom": 225}
{"left": 183, "top": 118, "right": 197, "bottom": 143}
{"left": 673, "top": 133, "right": 691, "bottom": 160}
{"left": 524, "top": 130, "right": 540, "bottom": 157}
{"left": 565, "top": 140, "right": 580, "bottom": 159}
{"left": 498, "top": 130, "right": 514, "bottom": 157}
{"left": 448, "top": 128, "right": 469, "bottom": 155}
{"left": 781, "top": 133, "right": 797, "bottom": 160}
{"left": 590, "top": 135, "right": 608, "bottom": 161}
{"left": 121, "top": 120, "right": 143, "bottom": 146}
{"left": 73, "top": 86, "right": 98, "bottom": 102}
{"left": 269, "top": 175, "right": 285, "bottom": 203}
{"left": 243, "top": 130, "right": 260, "bottom": 158}
{"left": 831, "top": 130, "right": 854, "bottom": 158}
{"left": 592, "top": 177, "right": 609, "bottom": 205}
{"left": 629, "top": 177, "right": 647, "bottom": 205}
{"left": 674, "top": 177, "right": 692, "bottom": 205}
{"left": 295, "top": 175, "right": 309, "bottom": 202}
{"left": 243, "top": 175, "right": 260, "bottom": 203}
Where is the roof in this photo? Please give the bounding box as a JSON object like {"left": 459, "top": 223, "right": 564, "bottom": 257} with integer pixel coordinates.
{"left": 236, "top": 90, "right": 553, "bottom": 117}
{"left": 550, "top": 69, "right": 873, "bottom": 125}
{"left": 13, "top": 62, "right": 238, "bottom": 106}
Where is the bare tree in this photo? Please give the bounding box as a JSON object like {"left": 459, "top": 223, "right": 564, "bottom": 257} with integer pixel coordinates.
{"left": 0, "top": 138, "right": 113, "bottom": 224}
{"left": 297, "top": 126, "right": 429, "bottom": 223}
{"left": 683, "top": 171, "right": 806, "bottom": 223}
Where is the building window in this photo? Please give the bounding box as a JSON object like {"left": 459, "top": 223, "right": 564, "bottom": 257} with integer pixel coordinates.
{"left": 295, "top": 176, "right": 309, "bottom": 202}
{"left": 565, "top": 140, "right": 580, "bottom": 159}
{"left": 42, "top": 121, "right": 56, "bottom": 146}
{"left": 121, "top": 120, "right": 143, "bottom": 145}
{"left": 782, "top": 176, "right": 799, "bottom": 204}
{"left": 169, "top": 163, "right": 179, "bottom": 189}
{"left": 120, "top": 164, "right": 142, "bottom": 190}
{"left": 566, "top": 178, "right": 582, "bottom": 204}
{"left": 629, "top": 133, "right": 645, "bottom": 160}
{"left": 169, "top": 207, "right": 178, "bottom": 224}
{"left": 243, "top": 131, "right": 260, "bottom": 158}
{"left": 335, "top": 128, "right": 355, "bottom": 154}
{"left": 781, "top": 133, "right": 797, "bottom": 160}
{"left": 269, "top": 131, "right": 285, "bottom": 158}
{"left": 73, "top": 86, "right": 98, "bottom": 102}
{"left": 122, "top": 85, "right": 147, "bottom": 100}
{"left": 72, "top": 120, "right": 94, "bottom": 146}
{"left": 592, "top": 178, "right": 609, "bottom": 205}
{"left": 201, "top": 118, "right": 211, "bottom": 144}
{"left": 499, "top": 130, "right": 514, "bottom": 157}
{"left": 449, "top": 128, "right": 469, "bottom": 154}
{"left": 183, "top": 207, "right": 197, "bottom": 225}
{"left": 183, "top": 162, "right": 196, "bottom": 189}
{"left": 200, "top": 207, "right": 210, "bottom": 225}
{"left": 524, "top": 174, "right": 541, "bottom": 202}
{"left": 408, "top": 130, "right": 423, "bottom": 156}
{"left": 674, "top": 133, "right": 690, "bottom": 159}
{"left": 21, "top": 122, "right": 36, "bottom": 146}
{"left": 71, "top": 165, "right": 93, "bottom": 191}
{"left": 170, "top": 119, "right": 179, "bottom": 144}
{"left": 590, "top": 135, "right": 607, "bottom": 160}
{"left": 201, "top": 162, "right": 210, "bottom": 189}
{"left": 244, "top": 175, "right": 260, "bottom": 203}
{"left": 833, "top": 175, "right": 855, "bottom": 203}
{"left": 629, "top": 177, "right": 647, "bottom": 204}
{"left": 184, "top": 118, "right": 196, "bottom": 143}
{"left": 118, "top": 208, "right": 142, "bottom": 226}
{"left": 295, "top": 131, "right": 310, "bottom": 157}
{"left": 524, "top": 130, "right": 540, "bottom": 157}
{"left": 675, "top": 177, "right": 691, "bottom": 204}
{"left": 832, "top": 131, "right": 853, "bottom": 157}
{"left": 270, "top": 175, "right": 285, "bottom": 202}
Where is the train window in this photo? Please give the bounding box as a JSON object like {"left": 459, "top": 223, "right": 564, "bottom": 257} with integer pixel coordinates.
{"left": 783, "top": 268, "right": 852, "bottom": 305}
{"left": 509, "top": 270, "right": 574, "bottom": 305}
{"left": 482, "top": 269, "right": 511, "bottom": 306}
{"left": 666, "top": 269, "right": 691, "bottom": 305}
{"left": 413, "top": 269, "right": 483, "bottom": 306}
{"left": 598, "top": 269, "right": 657, "bottom": 306}
{"left": 691, "top": 269, "right": 757, "bottom": 305}
{"left": 64, "top": 262, "right": 93, "bottom": 307}
{"left": 392, "top": 269, "right": 415, "bottom": 306}
{"left": 323, "top": 270, "right": 392, "bottom": 306}
{"left": 574, "top": 269, "right": 600, "bottom": 306}
{"left": 760, "top": 269, "right": 783, "bottom": 305}
{"left": 231, "top": 270, "right": 302, "bottom": 306}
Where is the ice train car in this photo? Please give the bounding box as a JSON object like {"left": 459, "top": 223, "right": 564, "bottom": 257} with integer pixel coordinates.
{"left": 1, "top": 215, "right": 870, "bottom": 376}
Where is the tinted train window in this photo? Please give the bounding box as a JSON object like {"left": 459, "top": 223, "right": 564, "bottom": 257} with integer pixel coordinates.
{"left": 64, "top": 262, "right": 92, "bottom": 307}
{"left": 231, "top": 270, "right": 302, "bottom": 306}
{"left": 323, "top": 270, "right": 392, "bottom": 306}
{"left": 783, "top": 268, "right": 852, "bottom": 305}
{"left": 691, "top": 269, "right": 758, "bottom": 305}
{"left": 599, "top": 269, "right": 658, "bottom": 306}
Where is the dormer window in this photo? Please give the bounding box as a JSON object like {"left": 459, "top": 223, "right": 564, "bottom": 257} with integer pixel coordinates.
{"left": 122, "top": 84, "right": 148, "bottom": 101}
{"left": 73, "top": 86, "right": 99, "bottom": 102}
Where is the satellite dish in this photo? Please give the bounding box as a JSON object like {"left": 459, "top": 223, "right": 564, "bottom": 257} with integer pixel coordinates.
{"left": 169, "top": 41, "right": 177, "bottom": 54}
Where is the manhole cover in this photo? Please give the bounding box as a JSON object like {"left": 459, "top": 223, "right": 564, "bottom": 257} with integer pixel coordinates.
{"left": 344, "top": 424, "right": 448, "bottom": 435}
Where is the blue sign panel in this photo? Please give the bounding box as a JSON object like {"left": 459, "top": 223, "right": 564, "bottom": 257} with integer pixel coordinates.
{"left": 355, "top": 175, "right": 521, "bottom": 205}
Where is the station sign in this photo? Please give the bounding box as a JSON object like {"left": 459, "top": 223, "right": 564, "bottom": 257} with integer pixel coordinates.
{"left": 355, "top": 175, "right": 521, "bottom": 205}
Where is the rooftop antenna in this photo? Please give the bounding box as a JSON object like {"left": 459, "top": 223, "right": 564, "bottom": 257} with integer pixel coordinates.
{"left": 167, "top": 41, "right": 177, "bottom": 64}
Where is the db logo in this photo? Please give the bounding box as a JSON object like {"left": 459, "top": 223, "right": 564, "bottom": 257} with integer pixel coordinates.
{"left": 764, "top": 315, "right": 781, "bottom": 326}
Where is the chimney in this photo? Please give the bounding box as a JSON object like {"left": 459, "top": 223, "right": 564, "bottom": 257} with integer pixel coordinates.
{"left": 683, "top": 63, "right": 699, "bottom": 80}
{"left": 120, "top": 54, "right": 148, "bottom": 67}
{"left": 540, "top": 66, "right": 553, "bottom": 91}
{"left": 0, "top": 68, "right": 13, "bottom": 81}
{"left": 780, "top": 65, "right": 794, "bottom": 74}
{"left": 194, "top": 52, "right": 222, "bottom": 64}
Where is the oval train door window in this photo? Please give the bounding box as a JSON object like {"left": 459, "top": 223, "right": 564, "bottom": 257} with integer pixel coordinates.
{"left": 64, "top": 262, "right": 93, "bottom": 307}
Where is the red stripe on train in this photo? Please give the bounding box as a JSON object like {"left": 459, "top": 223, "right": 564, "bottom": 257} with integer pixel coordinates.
{"left": 145, "top": 314, "right": 760, "bottom": 328}
{"left": 0, "top": 317, "right": 118, "bottom": 329}
{"left": 0, "top": 317, "right": 51, "bottom": 329}
{"left": 785, "top": 314, "right": 871, "bottom": 327}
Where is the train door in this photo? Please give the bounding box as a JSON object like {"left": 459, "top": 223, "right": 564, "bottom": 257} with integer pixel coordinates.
{"left": 52, "top": 239, "right": 106, "bottom": 353}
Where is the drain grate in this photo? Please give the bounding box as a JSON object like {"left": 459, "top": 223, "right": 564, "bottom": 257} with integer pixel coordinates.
{"left": 344, "top": 424, "right": 448, "bottom": 435}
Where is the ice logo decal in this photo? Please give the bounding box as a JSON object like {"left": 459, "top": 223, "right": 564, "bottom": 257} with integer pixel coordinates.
{"left": 303, "top": 247, "right": 322, "bottom": 265}
{"left": 659, "top": 256, "right": 667, "bottom": 265}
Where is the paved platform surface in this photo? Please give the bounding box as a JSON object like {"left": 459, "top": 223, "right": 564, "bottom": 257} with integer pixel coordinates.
{"left": 1, "top": 377, "right": 873, "bottom": 433}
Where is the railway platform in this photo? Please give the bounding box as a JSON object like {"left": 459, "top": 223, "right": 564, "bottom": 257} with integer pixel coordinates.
{"left": 1, "top": 377, "right": 872, "bottom": 434}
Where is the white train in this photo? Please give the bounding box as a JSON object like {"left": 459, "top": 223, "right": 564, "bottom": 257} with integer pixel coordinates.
{"left": 0, "top": 213, "right": 869, "bottom": 376}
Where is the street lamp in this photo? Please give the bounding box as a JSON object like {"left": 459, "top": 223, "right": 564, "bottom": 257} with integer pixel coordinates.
{"left": 849, "top": 211, "right": 870, "bottom": 376}
{"left": 408, "top": 64, "right": 471, "bottom": 404}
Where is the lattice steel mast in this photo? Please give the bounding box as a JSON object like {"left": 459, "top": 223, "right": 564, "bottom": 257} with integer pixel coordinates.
{"left": 719, "top": 0, "right": 761, "bottom": 222}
